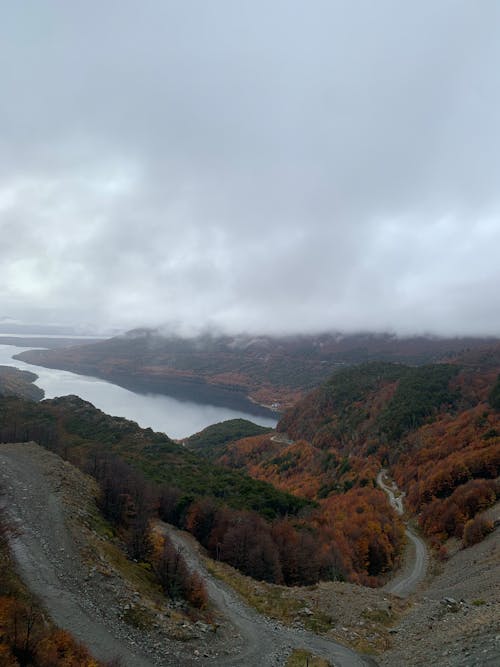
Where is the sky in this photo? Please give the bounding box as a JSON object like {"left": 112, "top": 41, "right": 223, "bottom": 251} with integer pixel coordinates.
{"left": 1, "top": 1, "right": 499, "bottom": 337}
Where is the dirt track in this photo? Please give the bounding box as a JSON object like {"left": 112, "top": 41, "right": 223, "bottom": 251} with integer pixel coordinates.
{"left": 376, "top": 470, "right": 428, "bottom": 597}
{"left": 162, "top": 524, "right": 377, "bottom": 667}
{"left": 1, "top": 442, "right": 375, "bottom": 667}
{"left": 0, "top": 443, "right": 156, "bottom": 667}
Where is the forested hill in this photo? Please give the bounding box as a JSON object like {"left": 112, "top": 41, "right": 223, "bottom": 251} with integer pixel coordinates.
{"left": 216, "top": 351, "right": 499, "bottom": 558}
{"left": 0, "top": 395, "right": 307, "bottom": 519}
{"left": 15, "top": 329, "right": 498, "bottom": 411}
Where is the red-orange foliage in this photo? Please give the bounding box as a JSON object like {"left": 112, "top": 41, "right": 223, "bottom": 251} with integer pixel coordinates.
{"left": 393, "top": 404, "right": 500, "bottom": 542}
{"left": 218, "top": 434, "right": 379, "bottom": 500}
{"left": 0, "top": 597, "right": 100, "bottom": 667}
{"left": 152, "top": 536, "right": 208, "bottom": 608}
{"left": 35, "top": 630, "right": 99, "bottom": 667}
{"left": 462, "top": 516, "right": 494, "bottom": 547}
{"left": 312, "top": 487, "right": 405, "bottom": 585}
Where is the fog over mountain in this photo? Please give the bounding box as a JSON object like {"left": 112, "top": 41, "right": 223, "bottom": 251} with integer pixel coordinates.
{"left": 1, "top": 1, "right": 499, "bottom": 336}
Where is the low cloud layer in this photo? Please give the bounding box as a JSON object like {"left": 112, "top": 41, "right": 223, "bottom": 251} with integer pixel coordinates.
{"left": 1, "top": 1, "right": 499, "bottom": 336}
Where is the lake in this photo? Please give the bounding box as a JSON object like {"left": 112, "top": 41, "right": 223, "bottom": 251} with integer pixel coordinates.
{"left": 0, "top": 344, "right": 277, "bottom": 439}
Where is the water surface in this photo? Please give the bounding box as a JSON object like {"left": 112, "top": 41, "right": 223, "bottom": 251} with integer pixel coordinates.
{"left": 0, "top": 344, "right": 277, "bottom": 439}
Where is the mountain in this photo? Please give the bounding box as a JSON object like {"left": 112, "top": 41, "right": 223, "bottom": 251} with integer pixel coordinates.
{"left": 15, "top": 329, "right": 498, "bottom": 412}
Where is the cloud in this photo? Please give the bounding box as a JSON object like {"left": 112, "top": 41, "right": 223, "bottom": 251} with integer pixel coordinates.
{"left": 0, "top": 1, "right": 499, "bottom": 336}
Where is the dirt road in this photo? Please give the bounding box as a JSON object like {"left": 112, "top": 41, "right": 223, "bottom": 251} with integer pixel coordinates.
{"left": 376, "top": 470, "right": 428, "bottom": 597}
{"left": 162, "top": 525, "right": 377, "bottom": 667}
{"left": 1, "top": 441, "right": 376, "bottom": 667}
{"left": 0, "top": 443, "right": 156, "bottom": 667}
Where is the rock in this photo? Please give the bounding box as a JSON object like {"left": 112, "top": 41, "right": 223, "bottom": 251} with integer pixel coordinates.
{"left": 195, "top": 621, "right": 210, "bottom": 633}
{"left": 440, "top": 597, "right": 460, "bottom": 612}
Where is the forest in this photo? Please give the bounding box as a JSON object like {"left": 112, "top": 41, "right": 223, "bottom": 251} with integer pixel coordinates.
{"left": 1, "top": 344, "right": 499, "bottom": 609}
{"left": 16, "top": 330, "right": 495, "bottom": 411}
{"left": 216, "top": 356, "right": 499, "bottom": 558}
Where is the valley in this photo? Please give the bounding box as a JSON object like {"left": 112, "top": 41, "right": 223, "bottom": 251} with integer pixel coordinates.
{"left": 0, "top": 334, "right": 499, "bottom": 665}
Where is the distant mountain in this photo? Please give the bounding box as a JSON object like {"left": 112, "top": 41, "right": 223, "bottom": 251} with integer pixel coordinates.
{"left": 15, "top": 328, "right": 498, "bottom": 412}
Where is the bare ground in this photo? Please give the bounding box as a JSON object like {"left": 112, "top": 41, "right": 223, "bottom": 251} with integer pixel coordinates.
{"left": 0, "top": 442, "right": 370, "bottom": 667}
{"left": 1, "top": 442, "right": 498, "bottom": 667}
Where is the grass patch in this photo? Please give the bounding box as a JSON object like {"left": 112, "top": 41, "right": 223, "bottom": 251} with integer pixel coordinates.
{"left": 303, "top": 610, "right": 335, "bottom": 634}
{"left": 88, "top": 506, "right": 115, "bottom": 539}
{"left": 98, "top": 539, "right": 161, "bottom": 601}
{"left": 286, "top": 649, "right": 333, "bottom": 667}
{"left": 205, "top": 558, "right": 337, "bottom": 633}
{"left": 122, "top": 604, "right": 155, "bottom": 630}
{"left": 472, "top": 599, "right": 486, "bottom": 606}
{"left": 361, "top": 607, "right": 394, "bottom": 625}
{"left": 206, "top": 558, "right": 302, "bottom": 622}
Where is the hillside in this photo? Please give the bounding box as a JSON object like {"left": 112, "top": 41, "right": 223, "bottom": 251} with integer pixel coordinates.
{"left": 0, "top": 395, "right": 306, "bottom": 520}
{"left": 0, "top": 393, "right": 402, "bottom": 587}
{"left": 2, "top": 442, "right": 497, "bottom": 667}
{"left": 0, "top": 365, "right": 44, "bottom": 401}
{"left": 215, "top": 351, "right": 499, "bottom": 554}
{"left": 15, "top": 329, "right": 498, "bottom": 412}
{"left": 185, "top": 418, "right": 273, "bottom": 459}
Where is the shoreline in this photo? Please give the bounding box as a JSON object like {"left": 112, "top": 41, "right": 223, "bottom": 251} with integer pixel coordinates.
{"left": 13, "top": 352, "right": 279, "bottom": 419}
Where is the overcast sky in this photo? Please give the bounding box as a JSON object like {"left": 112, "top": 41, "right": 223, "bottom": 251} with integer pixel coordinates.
{"left": 1, "top": 1, "right": 499, "bottom": 336}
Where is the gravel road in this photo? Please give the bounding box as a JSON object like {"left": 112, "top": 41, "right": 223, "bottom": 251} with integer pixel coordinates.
{"left": 162, "top": 524, "right": 377, "bottom": 667}
{"left": 1, "top": 442, "right": 375, "bottom": 667}
{"left": 376, "top": 470, "right": 428, "bottom": 597}
{"left": 0, "top": 443, "right": 156, "bottom": 667}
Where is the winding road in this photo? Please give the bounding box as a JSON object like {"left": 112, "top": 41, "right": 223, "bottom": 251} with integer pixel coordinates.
{"left": 376, "top": 470, "right": 428, "bottom": 597}
{"left": 161, "top": 524, "right": 377, "bottom": 667}
{"left": 1, "top": 442, "right": 375, "bottom": 667}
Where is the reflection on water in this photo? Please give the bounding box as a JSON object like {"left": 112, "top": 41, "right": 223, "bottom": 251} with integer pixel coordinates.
{"left": 0, "top": 344, "right": 277, "bottom": 439}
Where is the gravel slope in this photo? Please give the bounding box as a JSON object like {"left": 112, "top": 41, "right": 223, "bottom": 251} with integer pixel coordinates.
{"left": 0, "top": 443, "right": 155, "bottom": 667}
{"left": 0, "top": 442, "right": 373, "bottom": 667}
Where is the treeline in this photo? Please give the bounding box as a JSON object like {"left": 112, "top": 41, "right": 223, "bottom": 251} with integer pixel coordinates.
{"left": 90, "top": 451, "right": 343, "bottom": 586}
{"left": 0, "top": 395, "right": 309, "bottom": 521}
{"left": 158, "top": 480, "right": 404, "bottom": 586}
{"left": 88, "top": 447, "right": 400, "bottom": 587}
{"left": 90, "top": 454, "right": 208, "bottom": 609}
{"left": 0, "top": 507, "right": 111, "bottom": 667}
{"left": 169, "top": 498, "right": 336, "bottom": 585}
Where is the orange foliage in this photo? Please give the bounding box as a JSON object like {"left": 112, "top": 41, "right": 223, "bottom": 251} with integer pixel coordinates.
{"left": 35, "top": 630, "right": 99, "bottom": 667}
{"left": 219, "top": 434, "right": 379, "bottom": 501}
{"left": 0, "top": 597, "right": 101, "bottom": 667}
{"left": 393, "top": 404, "right": 500, "bottom": 542}
{"left": 312, "top": 487, "right": 405, "bottom": 585}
